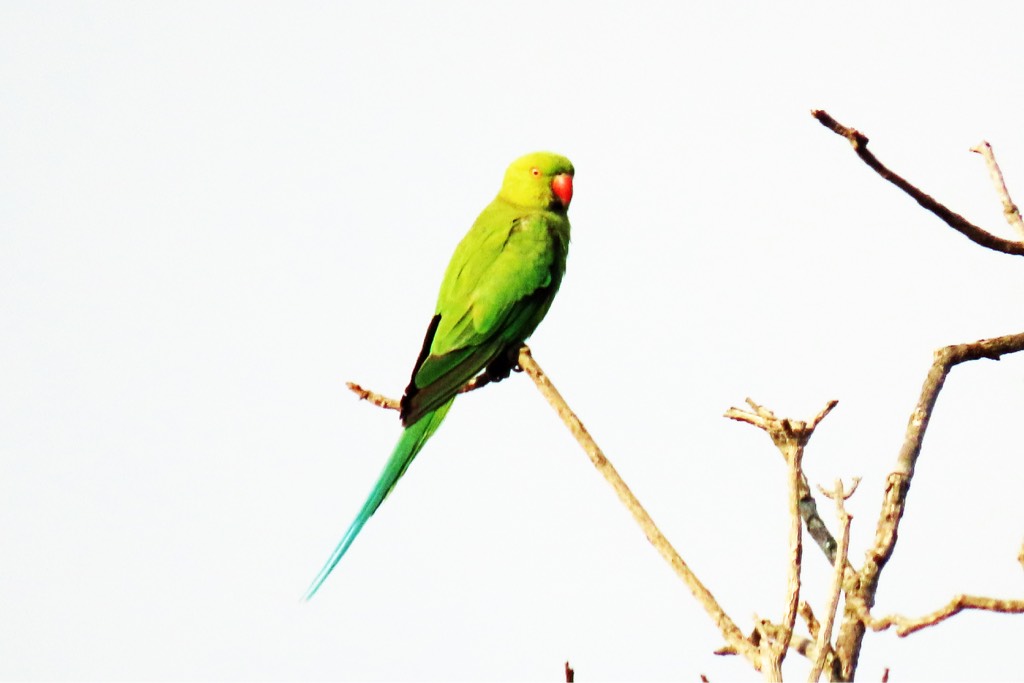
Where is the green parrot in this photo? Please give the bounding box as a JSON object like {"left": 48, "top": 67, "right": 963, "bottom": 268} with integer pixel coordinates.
{"left": 305, "top": 151, "right": 575, "bottom": 599}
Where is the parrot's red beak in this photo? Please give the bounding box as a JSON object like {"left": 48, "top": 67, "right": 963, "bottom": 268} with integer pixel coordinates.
{"left": 552, "top": 173, "right": 573, "bottom": 208}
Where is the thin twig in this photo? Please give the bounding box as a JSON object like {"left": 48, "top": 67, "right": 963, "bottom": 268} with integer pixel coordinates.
{"left": 754, "top": 620, "right": 782, "bottom": 683}
{"left": 970, "top": 140, "right": 1024, "bottom": 240}
{"left": 808, "top": 479, "right": 858, "bottom": 682}
{"left": 777, "top": 416, "right": 805, "bottom": 677}
{"left": 800, "top": 601, "right": 820, "bottom": 642}
{"left": 832, "top": 331, "right": 1024, "bottom": 679}
{"left": 519, "top": 346, "right": 762, "bottom": 668}
{"left": 346, "top": 372, "right": 496, "bottom": 412}
{"left": 756, "top": 425, "right": 805, "bottom": 683}
{"left": 855, "top": 593, "right": 1024, "bottom": 637}
{"left": 346, "top": 381, "right": 400, "bottom": 411}
{"left": 811, "top": 109, "right": 1024, "bottom": 257}
{"left": 724, "top": 399, "right": 838, "bottom": 677}
{"left": 727, "top": 401, "right": 845, "bottom": 567}
{"left": 754, "top": 620, "right": 817, "bottom": 661}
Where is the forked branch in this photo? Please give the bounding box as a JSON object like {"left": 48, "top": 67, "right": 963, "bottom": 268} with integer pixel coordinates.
{"left": 724, "top": 399, "right": 838, "bottom": 679}
{"left": 811, "top": 109, "right": 1024, "bottom": 256}
{"left": 833, "top": 331, "right": 1024, "bottom": 679}
{"left": 808, "top": 479, "right": 858, "bottom": 683}
{"left": 855, "top": 593, "right": 1024, "bottom": 637}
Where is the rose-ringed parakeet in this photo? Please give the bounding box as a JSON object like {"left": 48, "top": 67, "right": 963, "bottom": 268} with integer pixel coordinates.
{"left": 305, "top": 152, "right": 575, "bottom": 599}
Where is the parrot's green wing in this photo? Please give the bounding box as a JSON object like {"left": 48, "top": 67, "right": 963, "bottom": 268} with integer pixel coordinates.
{"left": 400, "top": 211, "right": 568, "bottom": 425}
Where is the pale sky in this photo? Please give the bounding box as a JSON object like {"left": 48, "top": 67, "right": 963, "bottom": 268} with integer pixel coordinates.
{"left": 2, "top": 2, "right": 1023, "bottom": 681}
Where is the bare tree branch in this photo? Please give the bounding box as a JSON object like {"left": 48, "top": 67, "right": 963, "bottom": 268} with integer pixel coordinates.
{"left": 970, "top": 140, "right": 1024, "bottom": 239}
{"left": 808, "top": 479, "right": 858, "bottom": 683}
{"left": 346, "top": 372, "right": 497, "bottom": 412}
{"left": 755, "top": 619, "right": 783, "bottom": 683}
{"left": 814, "top": 109, "right": 1024, "bottom": 678}
{"left": 346, "top": 381, "right": 400, "bottom": 411}
{"left": 811, "top": 109, "right": 1024, "bottom": 257}
{"left": 855, "top": 593, "right": 1024, "bottom": 637}
{"left": 346, "top": 328, "right": 1024, "bottom": 680}
{"left": 799, "top": 601, "right": 820, "bottom": 642}
{"left": 728, "top": 401, "right": 847, "bottom": 568}
{"left": 833, "top": 331, "right": 1024, "bottom": 679}
{"left": 752, "top": 620, "right": 818, "bottom": 666}
{"left": 779, "top": 414, "right": 807, "bottom": 676}
{"left": 518, "top": 346, "right": 762, "bottom": 668}
{"left": 724, "top": 399, "right": 838, "bottom": 677}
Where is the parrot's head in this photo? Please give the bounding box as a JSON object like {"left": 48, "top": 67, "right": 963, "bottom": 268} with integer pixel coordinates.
{"left": 499, "top": 152, "right": 574, "bottom": 212}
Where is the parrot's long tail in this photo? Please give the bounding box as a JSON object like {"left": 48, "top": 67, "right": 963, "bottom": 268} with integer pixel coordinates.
{"left": 304, "top": 399, "right": 454, "bottom": 600}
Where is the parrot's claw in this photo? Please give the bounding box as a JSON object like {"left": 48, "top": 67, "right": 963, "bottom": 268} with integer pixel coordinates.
{"left": 484, "top": 347, "right": 523, "bottom": 383}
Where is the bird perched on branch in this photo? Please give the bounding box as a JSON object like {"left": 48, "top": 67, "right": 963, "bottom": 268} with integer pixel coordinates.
{"left": 306, "top": 151, "right": 575, "bottom": 599}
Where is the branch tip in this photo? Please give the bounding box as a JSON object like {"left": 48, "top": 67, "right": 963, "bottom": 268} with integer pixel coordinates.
{"left": 813, "top": 108, "right": 1024, "bottom": 256}
{"left": 970, "top": 139, "right": 1024, "bottom": 239}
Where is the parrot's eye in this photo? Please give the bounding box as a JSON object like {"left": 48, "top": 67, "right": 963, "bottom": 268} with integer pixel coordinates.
{"left": 530, "top": 167, "right": 540, "bottom": 177}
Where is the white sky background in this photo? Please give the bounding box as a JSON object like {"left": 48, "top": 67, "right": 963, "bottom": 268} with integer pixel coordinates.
{"left": 2, "top": 2, "right": 1023, "bottom": 680}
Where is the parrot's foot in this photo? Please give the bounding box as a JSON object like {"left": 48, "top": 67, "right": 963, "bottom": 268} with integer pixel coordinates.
{"left": 484, "top": 347, "right": 523, "bottom": 383}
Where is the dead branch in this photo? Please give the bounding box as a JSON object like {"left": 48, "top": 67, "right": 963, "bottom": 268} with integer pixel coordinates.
{"left": 799, "top": 601, "right": 820, "bottom": 641}
{"left": 814, "top": 109, "right": 1024, "bottom": 678}
{"left": 855, "top": 593, "right": 1024, "bottom": 637}
{"left": 346, "top": 381, "right": 401, "bottom": 411}
{"left": 755, "top": 619, "right": 782, "bottom": 683}
{"left": 779, "top": 415, "right": 807, "bottom": 676}
{"left": 970, "top": 140, "right": 1024, "bottom": 239}
{"left": 346, "top": 328, "right": 1024, "bottom": 679}
{"left": 832, "top": 331, "right": 1024, "bottom": 679}
{"left": 347, "top": 371, "right": 496, "bottom": 411}
{"left": 811, "top": 109, "right": 1024, "bottom": 256}
{"left": 753, "top": 619, "right": 818, "bottom": 665}
{"left": 808, "top": 479, "right": 858, "bottom": 683}
{"left": 518, "top": 346, "right": 762, "bottom": 668}
{"left": 724, "top": 399, "right": 838, "bottom": 678}
{"left": 728, "top": 401, "right": 847, "bottom": 568}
